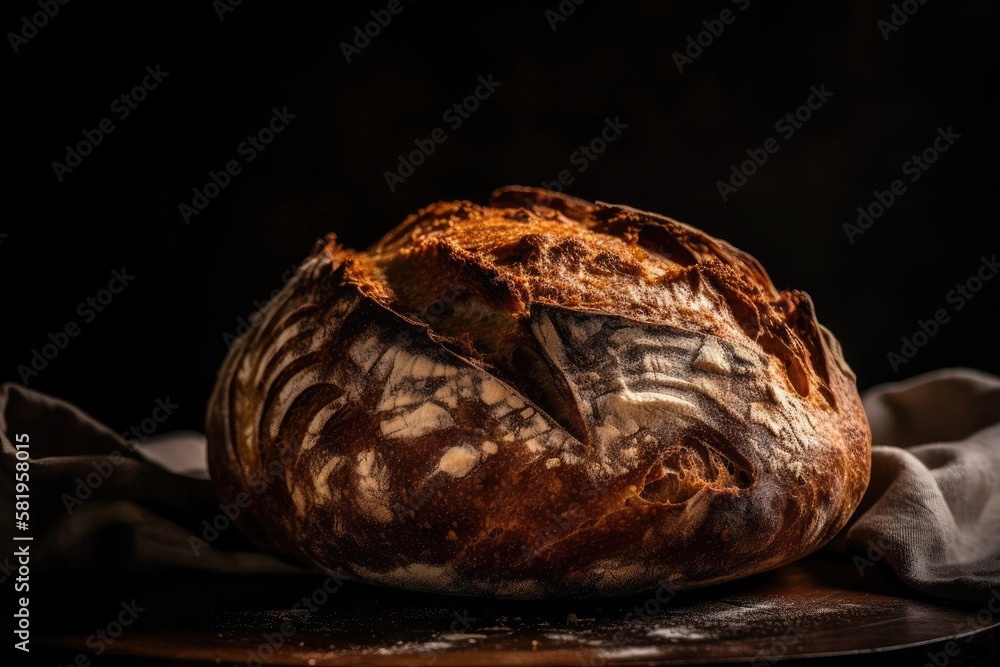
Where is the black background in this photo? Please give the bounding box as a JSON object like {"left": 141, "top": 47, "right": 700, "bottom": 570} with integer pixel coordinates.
{"left": 5, "top": 0, "right": 998, "bottom": 437}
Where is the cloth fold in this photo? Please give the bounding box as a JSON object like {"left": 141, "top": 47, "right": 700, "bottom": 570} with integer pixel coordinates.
{"left": 0, "top": 383, "right": 299, "bottom": 574}
{"left": 2, "top": 370, "right": 999, "bottom": 600}
{"left": 826, "top": 368, "right": 1000, "bottom": 602}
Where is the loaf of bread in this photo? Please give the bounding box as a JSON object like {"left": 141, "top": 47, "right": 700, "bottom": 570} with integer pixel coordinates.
{"left": 206, "top": 186, "right": 871, "bottom": 597}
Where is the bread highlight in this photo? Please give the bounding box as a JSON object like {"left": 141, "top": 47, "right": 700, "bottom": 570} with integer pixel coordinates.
{"left": 206, "top": 186, "right": 871, "bottom": 598}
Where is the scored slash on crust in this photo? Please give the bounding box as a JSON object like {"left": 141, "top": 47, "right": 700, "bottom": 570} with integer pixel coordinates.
{"left": 205, "top": 186, "right": 872, "bottom": 598}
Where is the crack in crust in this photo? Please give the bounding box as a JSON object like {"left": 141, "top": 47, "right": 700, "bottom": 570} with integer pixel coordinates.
{"left": 206, "top": 186, "right": 871, "bottom": 598}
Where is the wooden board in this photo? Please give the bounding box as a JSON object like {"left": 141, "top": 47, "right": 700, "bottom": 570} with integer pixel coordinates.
{"left": 34, "top": 553, "right": 999, "bottom": 666}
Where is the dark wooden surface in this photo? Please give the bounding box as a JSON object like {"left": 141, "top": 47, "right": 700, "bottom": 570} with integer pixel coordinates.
{"left": 32, "top": 553, "right": 999, "bottom": 666}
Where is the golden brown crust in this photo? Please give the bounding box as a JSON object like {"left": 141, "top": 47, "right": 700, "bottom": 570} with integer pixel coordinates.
{"left": 206, "top": 186, "right": 871, "bottom": 597}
